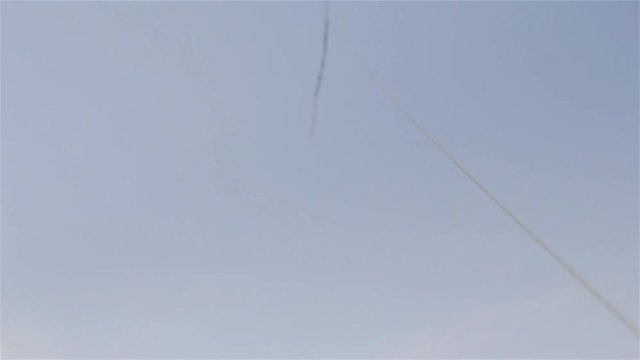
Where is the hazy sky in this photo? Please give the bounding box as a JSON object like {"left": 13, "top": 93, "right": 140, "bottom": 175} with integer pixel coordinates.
{"left": 2, "top": 1, "right": 638, "bottom": 358}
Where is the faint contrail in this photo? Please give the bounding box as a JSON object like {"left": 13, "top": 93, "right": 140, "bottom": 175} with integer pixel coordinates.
{"left": 310, "top": 1, "right": 330, "bottom": 136}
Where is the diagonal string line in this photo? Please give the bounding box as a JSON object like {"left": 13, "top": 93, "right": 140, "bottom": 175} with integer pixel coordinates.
{"left": 310, "top": 1, "right": 330, "bottom": 136}
{"left": 356, "top": 57, "right": 639, "bottom": 338}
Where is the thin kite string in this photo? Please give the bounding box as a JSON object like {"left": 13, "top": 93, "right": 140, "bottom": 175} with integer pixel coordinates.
{"left": 356, "top": 57, "right": 640, "bottom": 338}
{"left": 310, "top": 1, "right": 330, "bottom": 136}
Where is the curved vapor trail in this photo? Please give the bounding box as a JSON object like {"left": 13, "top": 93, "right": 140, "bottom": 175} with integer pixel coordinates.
{"left": 310, "top": 1, "right": 330, "bottom": 136}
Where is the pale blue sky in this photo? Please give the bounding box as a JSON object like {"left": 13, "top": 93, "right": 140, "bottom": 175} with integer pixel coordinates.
{"left": 2, "top": 1, "right": 638, "bottom": 358}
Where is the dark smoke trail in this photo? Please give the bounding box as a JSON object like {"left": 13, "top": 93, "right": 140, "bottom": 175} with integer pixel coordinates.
{"left": 310, "top": 1, "right": 330, "bottom": 136}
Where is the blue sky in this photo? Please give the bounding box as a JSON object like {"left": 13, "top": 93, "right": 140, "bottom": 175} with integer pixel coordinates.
{"left": 2, "top": 1, "right": 638, "bottom": 358}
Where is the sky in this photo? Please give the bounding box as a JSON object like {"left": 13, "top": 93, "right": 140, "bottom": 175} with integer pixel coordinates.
{"left": 1, "top": 1, "right": 638, "bottom": 358}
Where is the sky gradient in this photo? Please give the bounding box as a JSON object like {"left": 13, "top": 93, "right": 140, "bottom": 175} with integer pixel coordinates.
{"left": 2, "top": 1, "right": 639, "bottom": 358}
